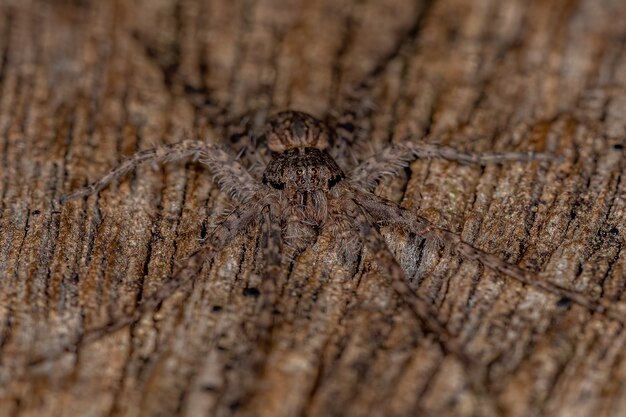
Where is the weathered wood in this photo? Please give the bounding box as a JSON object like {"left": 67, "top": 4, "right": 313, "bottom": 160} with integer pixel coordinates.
{"left": 0, "top": 0, "right": 624, "bottom": 416}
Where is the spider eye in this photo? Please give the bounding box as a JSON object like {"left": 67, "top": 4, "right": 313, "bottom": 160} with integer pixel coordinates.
{"left": 296, "top": 168, "right": 304, "bottom": 175}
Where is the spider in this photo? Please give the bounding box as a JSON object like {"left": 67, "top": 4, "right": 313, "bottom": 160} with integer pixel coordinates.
{"left": 28, "top": 108, "right": 622, "bottom": 368}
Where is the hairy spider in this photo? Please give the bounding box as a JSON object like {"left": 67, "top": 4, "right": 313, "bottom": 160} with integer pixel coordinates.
{"left": 32, "top": 110, "right": 623, "bottom": 366}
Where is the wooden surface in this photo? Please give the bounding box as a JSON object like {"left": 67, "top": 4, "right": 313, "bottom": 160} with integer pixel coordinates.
{"left": 0, "top": 0, "right": 625, "bottom": 416}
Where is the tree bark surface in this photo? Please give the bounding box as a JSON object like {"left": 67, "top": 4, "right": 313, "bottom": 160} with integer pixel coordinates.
{"left": 0, "top": 1, "right": 624, "bottom": 416}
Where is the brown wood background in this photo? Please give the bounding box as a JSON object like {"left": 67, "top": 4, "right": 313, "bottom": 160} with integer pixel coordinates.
{"left": 0, "top": 0, "right": 625, "bottom": 416}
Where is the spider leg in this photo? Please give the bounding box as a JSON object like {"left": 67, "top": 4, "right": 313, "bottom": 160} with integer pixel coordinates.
{"left": 329, "top": 7, "right": 428, "bottom": 166}
{"left": 61, "top": 139, "right": 259, "bottom": 203}
{"left": 27, "top": 192, "right": 269, "bottom": 367}
{"left": 217, "top": 200, "right": 291, "bottom": 414}
{"left": 337, "top": 191, "right": 471, "bottom": 364}
{"left": 256, "top": 201, "right": 283, "bottom": 333}
{"left": 351, "top": 187, "right": 626, "bottom": 323}
{"left": 349, "top": 142, "right": 560, "bottom": 191}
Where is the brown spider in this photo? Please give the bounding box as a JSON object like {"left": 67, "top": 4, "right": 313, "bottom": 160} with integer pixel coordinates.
{"left": 32, "top": 110, "right": 622, "bottom": 366}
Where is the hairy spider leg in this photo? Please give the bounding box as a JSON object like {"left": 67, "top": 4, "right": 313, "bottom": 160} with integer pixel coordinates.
{"left": 255, "top": 201, "right": 284, "bottom": 343}
{"left": 62, "top": 139, "right": 259, "bottom": 203}
{"left": 28, "top": 194, "right": 268, "bottom": 367}
{"left": 351, "top": 187, "right": 626, "bottom": 324}
{"left": 350, "top": 141, "right": 560, "bottom": 191}
{"left": 232, "top": 202, "right": 291, "bottom": 414}
{"left": 342, "top": 191, "right": 470, "bottom": 363}
{"left": 328, "top": 9, "right": 424, "bottom": 167}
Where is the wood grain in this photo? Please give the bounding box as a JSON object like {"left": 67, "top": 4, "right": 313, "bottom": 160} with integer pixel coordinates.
{"left": 0, "top": 0, "right": 624, "bottom": 416}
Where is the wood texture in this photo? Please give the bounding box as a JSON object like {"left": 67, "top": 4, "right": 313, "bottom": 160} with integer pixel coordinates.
{"left": 0, "top": 0, "right": 625, "bottom": 416}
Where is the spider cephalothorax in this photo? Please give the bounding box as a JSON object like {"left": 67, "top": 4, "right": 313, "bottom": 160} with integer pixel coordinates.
{"left": 262, "top": 111, "right": 345, "bottom": 193}
{"left": 262, "top": 147, "right": 344, "bottom": 192}
{"left": 262, "top": 146, "right": 345, "bottom": 226}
